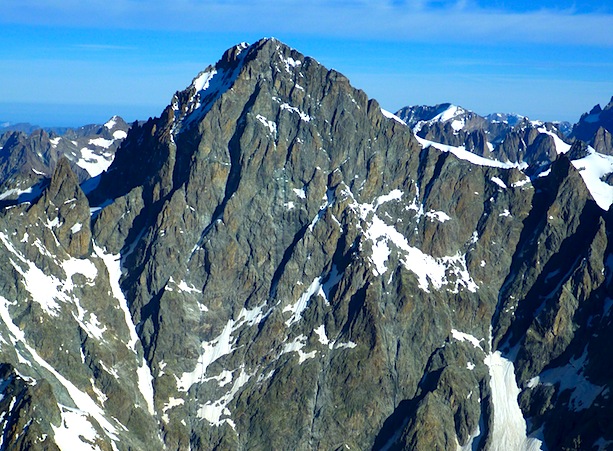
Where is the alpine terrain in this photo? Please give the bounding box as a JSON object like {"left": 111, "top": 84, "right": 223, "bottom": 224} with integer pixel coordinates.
{"left": 0, "top": 38, "right": 611, "bottom": 450}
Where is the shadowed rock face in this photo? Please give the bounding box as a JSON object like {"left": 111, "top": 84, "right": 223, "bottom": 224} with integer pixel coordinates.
{"left": 0, "top": 38, "right": 611, "bottom": 450}
{"left": 570, "top": 97, "right": 613, "bottom": 147}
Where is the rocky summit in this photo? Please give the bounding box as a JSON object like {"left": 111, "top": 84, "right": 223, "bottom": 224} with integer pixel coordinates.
{"left": 0, "top": 37, "right": 611, "bottom": 450}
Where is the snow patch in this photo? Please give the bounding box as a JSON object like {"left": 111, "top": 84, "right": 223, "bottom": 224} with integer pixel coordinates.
{"left": 314, "top": 324, "right": 330, "bottom": 346}
{"left": 451, "top": 329, "right": 484, "bottom": 351}
{"left": 280, "top": 103, "right": 311, "bottom": 122}
{"left": 161, "top": 397, "right": 185, "bottom": 423}
{"left": 570, "top": 146, "right": 613, "bottom": 210}
{"left": 175, "top": 279, "right": 200, "bottom": 294}
{"left": 104, "top": 117, "right": 117, "bottom": 129}
{"left": 53, "top": 405, "right": 102, "bottom": 451}
{"left": 197, "top": 368, "right": 252, "bottom": 426}
{"left": 88, "top": 137, "right": 114, "bottom": 149}
{"left": 293, "top": 188, "right": 306, "bottom": 199}
{"left": 192, "top": 69, "right": 217, "bottom": 93}
{"left": 451, "top": 118, "right": 465, "bottom": 131}
{"left": 76, "top": 147, "right": 114, "bottom": 177}
{"left": 484, "top": 349, "right": 543, "bottom": 451}
{"left": 281, "top": 335, "right": 317, "bottom": 363}
{"left": 256, "top": 114, "right": 277, "bottom": 135}
{"left": 112, "top": 130, "right": 127, "bottom": 140}
{"left": 280, "top": 55, "right": 302, "bottom": 73}
{"left": 491, "top": 177, "right": 508, "bottom": 189}
{"left": 425, "top": 210, "right": 451, "bottom": 223}
{"left": 176, "top": 305, "right": 267, "bottom": 391}
{"left": 531, "top": 346, "right": 605, "bottom": 412}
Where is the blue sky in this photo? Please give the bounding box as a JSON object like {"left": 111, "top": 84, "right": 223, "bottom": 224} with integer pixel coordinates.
{"left": 1, "top": 0, "right": 612, "bottom": 126}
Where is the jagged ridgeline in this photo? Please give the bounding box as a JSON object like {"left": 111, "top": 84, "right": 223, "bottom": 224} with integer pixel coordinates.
{"left": 0, "top": 38, "right": 611, "bottom": 450}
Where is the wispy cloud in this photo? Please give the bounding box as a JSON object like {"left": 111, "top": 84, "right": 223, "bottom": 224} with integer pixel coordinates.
{"left": 3, "top": 0, "right": 613, "bottom": 47}
{"left": 75, "top": 44, "right": 138, "bottom": 51}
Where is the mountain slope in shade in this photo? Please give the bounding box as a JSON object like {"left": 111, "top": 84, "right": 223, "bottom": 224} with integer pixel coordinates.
{"left": 0, "top": 38, "right": 611, "bottom": 450}
{"left": 569, "top": 97, "right": 613, "bottom": 155}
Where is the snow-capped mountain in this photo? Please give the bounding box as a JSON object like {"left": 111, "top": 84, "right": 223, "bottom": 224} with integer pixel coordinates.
{"left": 0, "top": 38, "right": 611, "bottom": 450}
{"left": 396, "top": 103, "right": 577, "bottom": 175}
{"left": 0, "top": 116, "right": 129, "bottom": 205}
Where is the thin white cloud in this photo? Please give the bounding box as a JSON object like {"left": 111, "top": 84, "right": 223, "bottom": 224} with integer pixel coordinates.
{"left": 75, "top": 44, "right": 138, "bottom": 51}
{"left": 3, "top": 0, "right": 613, "bottom": 46}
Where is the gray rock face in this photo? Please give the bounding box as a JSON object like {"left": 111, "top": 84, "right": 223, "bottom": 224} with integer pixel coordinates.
{"left": 0, "top": 38, "right": 611, "bottom": 451}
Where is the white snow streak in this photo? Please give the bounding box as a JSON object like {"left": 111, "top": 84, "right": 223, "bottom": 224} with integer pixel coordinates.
{"left": 256, "top": 114, "right": 277, "bottom": 135}
{"left": 491, "top": 177, "right": 508, "bottom": 189}
{"left": 380, "top": 109, "right": 407, "bottom": 125}
{"left": 537, "top": 127, "right": 571, "bottom": 154}
{"left": 176, "top": 305, "right": 266, "bottom": 391}
{"left": 281, "top": 335, "right": 317, "bottom": 363}
{"left": 0, "top": 296, "right": 118, "bottom": 443}
{"left": 451, "top": 329, "right": 484, "bottom": 351}
{"left": 280, "top": 103, "right": 311, "bottom": 122}
{"left": 93, "top": 244, "right": 155, "bottom": 414}
{"left": 416, "top": 136, "right": 525, "bottom": 170}
{"left": 93, "top": 245, "right": 139, "bottom": 351}
{"left": 284, "top": 277, "right": 325, "bottom": 327}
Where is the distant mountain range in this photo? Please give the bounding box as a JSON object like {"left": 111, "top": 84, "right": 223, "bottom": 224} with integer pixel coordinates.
{"left": 0, "top": 116, "right": 129, "bottom": 205}
{"left": 0, "top": 38, "right": 612, "bottom": 450}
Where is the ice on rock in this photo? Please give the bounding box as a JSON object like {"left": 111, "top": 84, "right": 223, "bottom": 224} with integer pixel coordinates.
{"left": 176, "top": 305, "right": 267, "bottom": 391}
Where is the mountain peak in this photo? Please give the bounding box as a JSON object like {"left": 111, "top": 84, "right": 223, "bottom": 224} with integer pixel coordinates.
{"left": 2, "top": 38, "right": 613, "bottom": 451}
